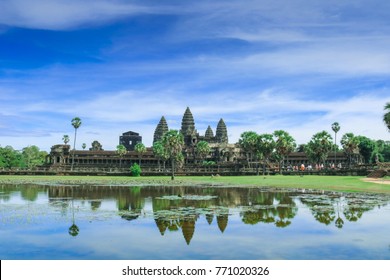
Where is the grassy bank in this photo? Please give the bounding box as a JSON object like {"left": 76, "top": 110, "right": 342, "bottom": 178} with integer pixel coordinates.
{"left": 1, "top": 174, "right": 389, "bottom": 193}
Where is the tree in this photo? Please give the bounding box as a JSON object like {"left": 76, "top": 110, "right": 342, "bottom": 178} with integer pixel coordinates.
{"left": 161, "top": 130, "right": 184, "bottom": 180}
{"left": 257, "top": 134, "right": 276, "bottom": 175}
{"left": 71, "top": 117, "right": 82, "bottom": 171}
{"left": 356, "top": 136, "right": 377, "bottom": 163}
{"left": 21, "top": 145, "right": 47, "bottom": 169}
{"left": 341, "top": 133, "right": 360, "bottom": 168}
{"left": 116, "top": 144, "right": 127, "bottom": 168}
{"left": 152, "top": 141, "right": 169, "bottom": 171}
{"left": 134, "top": 143, "right": 146, "bottom": 166}
{"left": 238, "top": 131, "right": 258, "bottom": 168}
{"left": 273, "top": 130, "right": 296, "bottom": 174}
{"left": 0, "top": 146, "right": 23, "bottom": 168}
{"left": 195, "top": 141, "right": 210, "bottom": 166}
{"left": 331, "top": 122, "right": 340, "bottom": 164}
{"left": 90, "top": 140, "right": 103, "bottom": 151}
{"left": 82, "top": 143, "right": 86, "bottom": 150}
{"left": 130, "top": 163, "right": 142, "bottom": 177}
{"left": 62, "top": 135, "right": 70, "bottom": 145}
{"left": 384, "top": 102, "right": 390, "bottom": 132}
{"left": 305, "top": 131, "right": 333, "bottom": 166}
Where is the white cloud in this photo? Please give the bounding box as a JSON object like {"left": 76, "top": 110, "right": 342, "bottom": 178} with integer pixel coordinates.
{"left": 0, "top": 0, "right": 152, "bottom": 30}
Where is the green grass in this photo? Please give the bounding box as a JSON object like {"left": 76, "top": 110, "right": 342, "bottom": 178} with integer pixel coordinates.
{"left": 0, "top": 175, "right": 389, "bottom": 194}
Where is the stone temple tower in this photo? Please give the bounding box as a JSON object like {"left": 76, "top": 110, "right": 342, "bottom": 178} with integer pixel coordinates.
{"left": 216, "top": 118, "right": 228, "bottom": 144}
{"left": 205, "top": 125, "right": 214, "bottom": 139}
{"left": 180, "top": 107, "right": 198, "bottom": 146}
{"left": 153, "top": 116, "right": 169, "bottom": 143}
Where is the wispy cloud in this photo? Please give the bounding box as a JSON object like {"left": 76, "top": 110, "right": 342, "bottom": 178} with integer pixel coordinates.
{"left": 0, "top": 0, "right": 156, "bottom": 30}
{"left": 1, "top": 0, "right": 389, "bottom": 151}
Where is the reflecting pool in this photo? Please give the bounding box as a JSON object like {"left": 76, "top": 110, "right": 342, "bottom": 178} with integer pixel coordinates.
{"left": 1, "top": 184, "right": 390, "bottom": 260}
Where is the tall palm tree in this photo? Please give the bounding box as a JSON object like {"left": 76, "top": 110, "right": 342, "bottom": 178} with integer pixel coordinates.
{"left": 195, "top": 140, "right": 210, "bottom": 166}
{"left": 152, "top": 141, "right": 168, "bottom": 171}
{"left": 341, "top": 133, "right": 360, "bottom": 168}
{"left": 68, "top": 187, "right": 79, "bottom": 237}
{"left": 134, "top": 143, "right": 146, "bottom": 166}
{"left": 305, "top": 131, "right": 333, "bottom": 166}
{"left": 238, "top": 131, "right": 258, "bottom": 168}
{"left": 116, "top": 144, "right": 127, "bottom": 168}
{"left": 71, "top": 117, "right": 82, "bottom": 171}
{"left": 161, "top": 130, "right": 184, "bottom": 180}
{"left": 331, "top": 122, "right": 340, "bottom": 165}
{"left": 257, "top": 133, "right": 276, "bottom": 176}
{"left": 273, "top": 130, "right": 296, "bottom": 174}
{"left": 384, "top": 102, "right": 390, "bottom": 132}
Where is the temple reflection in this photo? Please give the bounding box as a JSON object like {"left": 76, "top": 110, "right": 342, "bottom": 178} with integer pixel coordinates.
{"left": 1, "top": 184, "right": 389, "bottom": 245}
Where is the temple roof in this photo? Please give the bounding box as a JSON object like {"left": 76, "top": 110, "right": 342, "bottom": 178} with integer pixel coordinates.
{"left": 205, "top": 125, "right": 214, "bottom": 138}
{"left": 153, "top": 116, "right": 169, "bottom": 143}
{"left": 180, "top": 107, "right": 196, "bottom": 136}
{"left": 216, "top": 118, "right": 228, "bottom": 143}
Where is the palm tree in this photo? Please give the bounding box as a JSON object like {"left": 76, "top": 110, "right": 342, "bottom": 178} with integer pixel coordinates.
{"left": 238, "top": 131, "right": 258, "bottom": 168}
{"left": 273, "top": 130, "right": 296, "bottom": 174}
{"left": 71, "top": 117, "right": 82, "bottom": 171}
{"left": 257, "top": 133, "right": 276, "bottom": 176}
{"left": 384, "top": 102, "right": 390, "bottom": 132}
{"left": 116, "top": 144, "right": 127, "bottom": 168}
{"left": 134, "top": 143, "right": 146, "bottom": 167}
{"left": 195, "top": 140, "right": 210, "bottom": 168}
{"left": 341, "top": 133, "right": 360, "bottom": 168}
{"left": 68, "top": 187, "right": 79, "bottom": 237}
{"left": 331, "top": 122, "right": 340, "bottom": 165}
{"left": 62, "top": 135, "right": 70, "bottom": 145}
{"left": 161, "top": 130, "right": 184, "bottom": 180}
{"left": 305, "top": 131, "right": 333, "bottom": 166}
{"left": 152, "top": 141, "right": 168, "bottom": 171}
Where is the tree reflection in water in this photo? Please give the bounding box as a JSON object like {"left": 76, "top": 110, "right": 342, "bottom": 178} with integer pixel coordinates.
{"left": 2, "top": 184, "right": 390, "bottom": 246}
{"left": 68, "top": 186, "right": 79, "bottom": 237}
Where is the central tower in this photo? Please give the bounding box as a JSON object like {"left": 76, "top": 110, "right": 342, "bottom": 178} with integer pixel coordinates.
{"left": 180, "top": 107, "right": 198, "bottom": 146}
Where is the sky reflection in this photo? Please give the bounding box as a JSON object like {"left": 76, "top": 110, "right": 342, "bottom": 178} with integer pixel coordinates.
{"left": 1, "top": 184, "right": 389, "bottom": 260}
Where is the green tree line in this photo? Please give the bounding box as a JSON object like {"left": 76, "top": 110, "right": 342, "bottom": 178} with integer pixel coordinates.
{"left": 0, "top": 145, "right": 47, "bottom": 169}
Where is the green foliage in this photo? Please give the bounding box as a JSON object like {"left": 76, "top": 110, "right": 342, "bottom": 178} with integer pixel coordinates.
{"left": 22, "top": 146, "right": 47, "bottom": 169}
{"left": 0, "top": 146, "right": 22, "bottom": 168}
{"left": 356, "top": 136, "right": 377, "bottom": 163}
{"left": 196, "top": 141, "right": 211, "bottom": 161}
{"left": 305, "top": 131, "right": 333, "bottom": 164}
{"left": 153, "top": 141, "right": 169, "bottom": 160}
{"left": 134, "top": 143, "right": 146, "bottom": 154}
{"left": 341, "top": 133, "right": 360, "bottom": 167}
{"left": 130, "top": 163, "right": 142, "bottom": 177}
{"left": 0, "top": 145, "right": 47, "bottom": 169}
{"left": 161, "top": 130, "right": 184, "bottom": 180}
{"left": 274, "top": 130, "right": 296, "bottom": 160}
{"left": 384, "top": 102, "right": 390, "bottom": 132}
{"left": 202, "top": 160, "right": 216, "bottom": 166}
{"left": 62, "top": 135, "right": 70, "bottom": 144}
{"left": 116, "top": 144, "right": 127, "bottom": 156}
{"left": 257, "top": 133, "right": 275, "bottom": 160}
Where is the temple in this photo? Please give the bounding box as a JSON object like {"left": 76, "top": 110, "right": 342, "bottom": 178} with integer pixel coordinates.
{"left": 44, "top": 107, "right": 354, "bottom": 175}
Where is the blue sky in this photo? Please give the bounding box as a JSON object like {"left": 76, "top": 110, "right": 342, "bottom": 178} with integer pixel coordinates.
{"left": 0, "top": 0, "right": 389, "bottom": 151}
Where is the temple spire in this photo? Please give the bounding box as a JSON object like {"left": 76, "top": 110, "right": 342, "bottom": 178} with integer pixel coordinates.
{"left": 180, "top": 107, "right": 196, "bottom": 136}
{"left": 216, "top": 118, "right": 228, "bottom": 143}
{"left": 153, "top": 116, "right": 169, "bottom": 143}
{"left": 205, "top": 125, "right": 214, "bottom": 138}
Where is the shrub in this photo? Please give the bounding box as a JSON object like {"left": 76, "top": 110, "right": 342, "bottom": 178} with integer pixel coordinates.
{"left": 130, "top": 163, "right": 142, "bottom": 177}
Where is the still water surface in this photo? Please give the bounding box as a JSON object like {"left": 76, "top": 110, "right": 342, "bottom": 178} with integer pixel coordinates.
{"left": 1, "top": 184, "right": 389, "bottom": 260}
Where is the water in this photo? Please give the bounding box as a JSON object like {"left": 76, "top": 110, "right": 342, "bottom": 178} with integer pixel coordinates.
{"left": 1, "top": 184, "right": 390, "bottom": 260}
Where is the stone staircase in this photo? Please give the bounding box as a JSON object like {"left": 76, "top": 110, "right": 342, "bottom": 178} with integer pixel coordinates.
{"left": 367, "top": 169, "right": 387, "bottom": 178}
